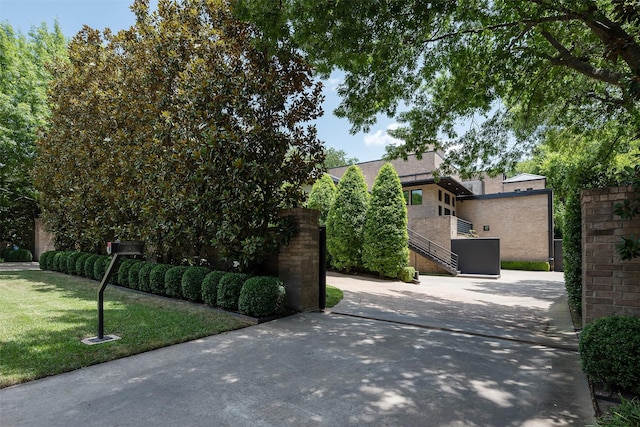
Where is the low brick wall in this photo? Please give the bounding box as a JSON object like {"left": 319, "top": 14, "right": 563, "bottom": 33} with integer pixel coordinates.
{"left": 581, "top": 186, "right": 640, "bottom": 325}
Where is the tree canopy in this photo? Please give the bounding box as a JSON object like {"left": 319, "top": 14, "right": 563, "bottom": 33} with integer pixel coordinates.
{"left": 234, "top": 0, "right": 640, "bottom": 175}
{"left": 34, "top": 0, "right": 324, "bottom": 269}
{"left": 0, "top": 22, "right": 67, "bottom": 246}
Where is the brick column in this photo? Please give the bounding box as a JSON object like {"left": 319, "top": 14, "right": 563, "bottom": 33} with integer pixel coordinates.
{"left": 581, "top": 186, "right": 640, "bottom": 325}
{"left": 277, "top": 208, "right": 320, "bottom": 312}
{"left": 34, "top": 218, "right": 55, "bottom": 261}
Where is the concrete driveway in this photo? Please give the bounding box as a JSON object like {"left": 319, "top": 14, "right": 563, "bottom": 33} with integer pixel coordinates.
{"left": 0, "top": 270, "right": 595, "bottom": 426}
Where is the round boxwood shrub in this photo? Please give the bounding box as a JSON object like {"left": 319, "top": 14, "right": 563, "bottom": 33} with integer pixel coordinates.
{"left": 57, "top": 252, "right": 70, "bottom": 273}
{"left": 83, "top": 254, "right": 100, "bottom": 279}
{"left": 46, "top": 251, "right": 60, "bottom": 271}
{"left": 217, "top": 273, "right": 250, "bottom": 311}
{"left": 165, "top": 266, "right": 188, "bottom": 298}
{"left": 6, "top": 248, "right": 33, "bottom": 262}
{"left": 202, "top": 271, "right": 225, "bottom": 307}
{"left": 238, "top": 276, "right": 286, "bottom": 317}
{"left": 181, "top": 266, "right": 211, "bottom": 302}
{"left": 93, "top": 256, "right": 110, "bottom": 281}
{"left": 137, "top": 262, "right": 156, "bottom": 293}
{"left": 75, "top": 253, "right": 91, "bottom": 276}
{"left": 53, "top": 252, "right": 66, "bottom": 272}
{"left": 39, "top": 251, "right": 55, "bottom": 270}
{"left": 66, "top": 252, "right": 83, "bottom": 275}
{"left": 128, "top": 260, "right": 145, "bottom": 290}
{"left": 149, "top": 264, "right": 172, "bottom": 295}
{"left": 116, "top": 259, "right": 136, "bottom": 287}
{"left": 579, "top": 315, "right": 640, "bottom": 393}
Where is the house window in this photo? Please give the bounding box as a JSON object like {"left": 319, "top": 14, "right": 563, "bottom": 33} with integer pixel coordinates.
{"left": 438, "top": 190, "right": 442, "bottom": 201}
{"left": 452, "top": 198, "right": 455, "bottom": 207}
{"left": 403, "top": 190, "right": 409, "bottom": 205}
{"left": 444, "top": 208, "right": 451, "bottom": 215}
{"left": 527, "top": 187, "right": 533, "bottom": 191}
{"left": 444, "top": 193, "right": 450, "bottom": 205}
{"left": 411, "top": 189, "right": 422, "bottom": 205}
{"left": 514, "top": 189, "right": 521, "bottom": 192}
{"left": 439, "top": 206, "right": 442, "bottom": 216}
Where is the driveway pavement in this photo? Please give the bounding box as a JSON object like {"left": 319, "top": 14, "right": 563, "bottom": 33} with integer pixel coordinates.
{"left": 0, "top": 269, "right": 595, "bottom": 426}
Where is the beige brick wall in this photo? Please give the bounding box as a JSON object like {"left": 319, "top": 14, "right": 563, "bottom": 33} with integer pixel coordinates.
{"left": 456, "top": 192, "right": 551, "bottom": 262}
{"left": 581, "top": 186, "right": 640, "bottom": 325}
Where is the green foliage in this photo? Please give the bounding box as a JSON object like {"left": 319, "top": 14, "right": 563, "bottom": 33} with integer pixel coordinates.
{"left": 116, "top": 259, "right": 136, "bottom": 287}
{"left": 596, "top": 398, "right": 640, "bottom": 427}
{"left": 137, "top": 262, "right": 156, "bottom": 293}
{"left": 324, "top": 147, "right": 359, "bottom": 169}
{"left": 181, "top": 266, "right": 211, "bottom": 302}
{"left": 128, "top": 261, "right": 145, "bottom": 290}
{"left": 57, "top": 251, "right": 72, "bottom": 273}
{"left": 501, "top": 261, "right": 550, "bottom": 272}
{"left": 74, "top": 253, "right": 90, "bottom": 277}
{"left": 38, "top": 251, "right": 54, "bottom": 270}
{"left": 5, "top": 248, "right": 33, "bottom": 262}
{"left": 202, "top": 270, "right": 225, "bottom": 307}
{"left": 362, "top": 163, "right": 409, "bottom": 278}
{"left": 305, "top": 173, "right": 337, "bottom": 226}
{"left": 66, "top": 252, "right": 83, "bottom": 275}
{"left": 325, "top": 285, "right": 343, "bottom": 308}
{"left": 217, "top": 273, "right": 250, "bottom": 311}
{"left": 93, "top": 256, "right": 110, "bottom": 281}
{"left": 52, "top": 252, "right": 64, "bottom": 272}
{"left": 0, "top": 22, "right": 67, "bottom": 247}
{"left": 149, "top": 264, "right": 172, "bottom": 295}
{"left": 83, "top": 255, "right": 99, "bottom": 279}
{"left": 236, "top": 1, "right": 640, "bottom": 177}
{"left": 238, "top": 276, "right": 286, "bottom": 317}
{"left": 326, "top": 165, "right": 369, "bottom": 272}
{"left": 34, "top": 0, "right": 324, "bottom": 268}
{"left": 614, "top": 160, "right": 640, "bottom": 260}
{"left": 579, "top": 316, "right": 640, "bottom": 393}
{"left": 165, "top": 266, "right": 188, "bottom": 299}
{"left": 398, "top": 267, "right": 416, "bottom": 283}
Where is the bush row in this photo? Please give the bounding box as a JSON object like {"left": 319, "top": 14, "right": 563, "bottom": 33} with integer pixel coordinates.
{"left": 1, "top": 248, "right": 33, "bottom": 262}
{"left": 500, "top": 261, "right": 550, "bottom": 271}
{"left": 39, "top": 250, "right": 286, "bottom": 317}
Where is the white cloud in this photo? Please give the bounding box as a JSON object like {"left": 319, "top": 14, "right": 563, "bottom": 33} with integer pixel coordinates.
{"left": 363, "top": 123, "right": 404, "bottom": 147}
{"left": 325, "top": 78, "right": 342, "bottom": 91}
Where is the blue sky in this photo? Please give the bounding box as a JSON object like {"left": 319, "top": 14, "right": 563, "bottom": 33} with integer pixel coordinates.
{"left": 0, "top": 0, "right": 402, "bottom": 162}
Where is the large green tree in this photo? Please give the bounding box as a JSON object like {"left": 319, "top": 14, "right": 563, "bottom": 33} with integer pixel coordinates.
{"left": 362, "top": 163, "right": 409, "bottom": 278}
{"left": 0, "top": 22, "right": 67, "bottom": 247}
{"left": 326, "top": 165, "right": 369, "bottom": 272}
{"left": 34, "top": 0, "right": 324, "bottom": 270}
{"left": 305, "top": 173, "right": 337, "bottom": 226}
{"left": 235, "top": 0, "right": 639, "bottom": 175}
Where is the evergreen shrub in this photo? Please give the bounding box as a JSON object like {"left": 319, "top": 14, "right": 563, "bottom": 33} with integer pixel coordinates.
{"left": 67, "top": 252, "right": 83, "bottom": 275}
{"left": 39, "top": 251, "right": 54, "bottom": 270}
{"left": 501, "top": 261, "right": 550, "bottom": 271}
{"left": 57, "top": 252, "right": 71, "bottom": 273}
{"left": 93, "top": 256, "right": 110, "bottom": 281}
{"left": 75, "top": 253, "right": 91, "bottom": 277}
{"left": 116, "top": 259, "right": 135, "bottom": 287}
{"left": 202, "top": 270, "right": 225, "bottom": 306}
{"left": 165, "top": 266, "right": 188, "bottom": 298}
{"left": 137, "top": 262, "right": 156, "bottom": 293}
{"left": 217, "top": 273, "right": 249, "bottom": 311}
{"left": 6, "top": 248, "right": 33, "bottom": 262}
{"left": 579, "top": 315, "right": 640, "bottom": 393}
{"left": 149, "top": 264, "right": 172, "bottom": 295}
{"left": 238, "top": 276, "right": 286, "bottom": 317}
{"left": 83, "top": 254, "right": 100, "bottom": 279}
{"left": 128, "top": 260, "right": 144, "bottom": 290}
{"left": 46, "top": 250, "right": 61, "bottom": 270}
{"left": 398, "top": 266, "right": 416, "bottom": 283}
{"left": 181, "top": 266, "right": 210, "bottom": 302}
{"left": 53, "top": 252, "right": 64, "bottom": 271}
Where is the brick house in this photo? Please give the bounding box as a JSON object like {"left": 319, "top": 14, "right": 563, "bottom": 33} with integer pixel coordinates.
{"left": 329, "top": 151, "right": 554, "bottom": 275}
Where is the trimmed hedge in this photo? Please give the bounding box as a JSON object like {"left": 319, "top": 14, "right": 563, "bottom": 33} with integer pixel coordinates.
{"left": 149, "top": 264, "right": 172, "bottom": 295}
{"left": 67, "top": 252, "right": 83, "bottom": 275}
{"left": 83, "top": 254, "right": 100, "bottom": 279}
{"left": 217, "top": 273, "right": 249, "bottom": 311}
{"left": 5, "top": 248, "right": 33, "bottom": 262}
{"left": 47, "top": 251, "right": 61, "bottom": 270}
{"left": 116, "top": 259, "right": 136, "bottom": 287}
{"left": 398, "top": 266, "right": 416, "bottom": 283}
{"left": 128, "top": 261, "right": 144, "bottom": 290}
{"left": 93, "top": 256, "right": 110, "bottom": 281}
{"left": 39, "top": 250, "right": 54, "bottom": 269}
{"left": 579, "top": 315, "right": 640, "bottom": 393}
{"left": 138, "top": 262, "right": 156, "bottom": 293}
{"left": 181, "top": 266, "right": 211, "bottom": 302}
{"left": 53, "top": 252, "right": 64, "bottom": 272}
{"left": 202, "top": 271, "right": 225, "bottom": 307}
{"left": 238, "top": 276, "right": 286, "bottom": 317}
{"left": 165, "top": 266, "right": 188, "bottom": 298}
{"left": 501, "top": 261, "right": 550, "bottom": 272}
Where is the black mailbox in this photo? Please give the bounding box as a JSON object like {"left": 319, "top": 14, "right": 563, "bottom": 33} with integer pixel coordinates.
{"left": 107, "top": 240, "right": 144, "bottom": 256}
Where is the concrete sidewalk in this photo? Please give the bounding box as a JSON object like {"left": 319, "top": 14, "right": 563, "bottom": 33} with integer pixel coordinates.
{"left": 1, "top": 270, "right": 595, "bottom": 426}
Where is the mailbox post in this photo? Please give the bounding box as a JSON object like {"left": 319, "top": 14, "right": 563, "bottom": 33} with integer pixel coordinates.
{"left": 83, "top": 240, "right": 144, "bottom": 345}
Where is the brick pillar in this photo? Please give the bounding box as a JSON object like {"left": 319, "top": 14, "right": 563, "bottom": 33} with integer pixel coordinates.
{"left": 581, "top": 186, "right": 640, "bottom": 325}
{"left": 277, "top": 208, "right": 320, "bottom": 312}
{"left": 34, "top": 218, "right": 55, "bottom": 261}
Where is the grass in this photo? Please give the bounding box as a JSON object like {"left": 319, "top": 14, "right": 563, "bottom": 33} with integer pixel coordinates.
{"left": 0, "top": 270, "right": 251, "bottom": 388}
{"left": 326, "top": 285, "right": 343, "bottom": 308}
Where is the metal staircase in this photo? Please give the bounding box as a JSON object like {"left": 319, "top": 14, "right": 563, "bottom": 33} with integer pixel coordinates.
{"left": 408, "top": 229, "right": 459, "bottom": 275}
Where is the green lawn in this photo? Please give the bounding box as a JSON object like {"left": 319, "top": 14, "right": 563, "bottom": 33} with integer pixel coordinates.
{"left": 0, "top": 270, "right": 250, "bottom": 388}
{"left": 326, "top": 285, "right": 343, "bottom": 308}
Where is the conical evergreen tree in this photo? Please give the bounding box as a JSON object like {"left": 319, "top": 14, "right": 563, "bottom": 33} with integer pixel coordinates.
{"left": 326, "top": 165, "right": 369, "bottom": 272}
{"left": 305, "top": 173, "right": 337, "bottom": 226}
{"left": 363, "top": 163, "right": 409, "bottom": 278}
